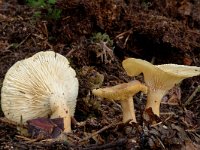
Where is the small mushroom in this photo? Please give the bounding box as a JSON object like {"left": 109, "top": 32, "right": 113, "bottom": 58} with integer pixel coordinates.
{"left": 92, "top": 80, "right": 148, "bottom": 123}
{"left": 122, "top": 58, "right": 200, "bottom": 116}
{"left": 1, "top": 51, "right": 79, "bottom": 132}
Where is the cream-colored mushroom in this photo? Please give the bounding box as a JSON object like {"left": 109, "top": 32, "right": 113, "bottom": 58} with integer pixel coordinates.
{"left": 122, "top": 58, "right": 200, "bottom": 116}
{"left": 1, "top": 51, "right": 79, "bottom": 132}
{"left": 92, "top": 80, "right": 148, "bottom": 123}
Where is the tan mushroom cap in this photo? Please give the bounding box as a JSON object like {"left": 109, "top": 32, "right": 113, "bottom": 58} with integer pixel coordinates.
{"left": 123, "top": 58, "right": 200, "bottom": 90}
{"left": 122, "top": 58, "right": 200, "bottom": 116}
{"left": 92, "top": 80, "right": 148, "bottom": 100}
{"left": 92, "top": 80, "right": 148, "bottom": 123}
{"left": 1, "top": 51, "right": 79, "bottom": 132}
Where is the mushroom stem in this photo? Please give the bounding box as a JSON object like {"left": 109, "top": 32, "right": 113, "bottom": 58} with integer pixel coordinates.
{"left": 50, "top": 105, "right": 71, "bottom": 133}
{"left": 63, "top": 112, "right": 71, "bottom": 133}
{"left": 50, "top": 96, "right": 71, "bottom": 132}
{"left": 120, "top": 97, "right": 136, "bottom": 123}
{"left": 145, "top": 89, "right": 166, "bottom": 116}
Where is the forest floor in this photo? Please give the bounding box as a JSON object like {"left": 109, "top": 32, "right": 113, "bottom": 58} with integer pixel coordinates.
{"left": 0, "top": 0, "right": 200, "bottom": 149}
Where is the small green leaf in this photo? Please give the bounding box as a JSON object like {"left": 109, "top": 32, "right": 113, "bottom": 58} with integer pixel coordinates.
{"left": 27, "top": 0, "right": 46, "bottom": 8}
{"left": 48, "top": 0, "right": 56, "bottom": 4}
{"left": 33, "top": 11, "right": 41, "bottom": 18}
{"left": 48, "top": 8, "right": 61, "bottom": 20}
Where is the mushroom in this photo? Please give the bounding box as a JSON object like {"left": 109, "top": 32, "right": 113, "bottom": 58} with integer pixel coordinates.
{"left": 1, "top": 51, "right": 79, "bottom": 132}
{"left": 92, "top": 80, "right": 148, "bottom": 123}
{"left": 122, "top": 58, "right": 200, "bottom": 116}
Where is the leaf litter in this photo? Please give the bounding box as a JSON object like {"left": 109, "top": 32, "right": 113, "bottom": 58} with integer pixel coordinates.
{"left": 0, "top": 0, "right": 200, "bottom": 149}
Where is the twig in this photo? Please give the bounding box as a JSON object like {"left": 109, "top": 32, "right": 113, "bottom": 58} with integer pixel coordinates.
{"left": 151, "top": 56, "right": 156, "bottom": 64}
{"left": 156, "top": 136, "right": 165, "bottom": 149}
{"left": 115, "top": 29, "right": 132, "bottom": 39}
{"left": 163, "top": 115, "right": 173, "bottom": 123}
{"left": 78, "top": 121, "right": 123, "bottom": 143}
{"left": 0, "top": 117, "right": 18, "bottom": 126}
{"left": 15, "top": 34, "right": 31, "bottom": 49}
{"left": 150, "top": 121, "right": 162, "bottom": 127}
{"left": 184, "top": 85, "right": 200, "bottom": 106}
{"left": 115, "top": 29, "right": 132, "bottom": 48}
{"left": 83, "top": 138, "right": 127, "bottom": 150}
{"left": 62, "top": 16, "right": 70, "bottom": 20}
{"left": 111, "top": 100, "right": 122, "bottom": 110}
{"left": 160, "top": 112, "right": 175, "bottom": 115}
{"left": 185, "top": 128, "right": 199, "bottom": 132}
{"left": 32, "top": 34, "right": 45, "bottom": 40}
{"left": 150, "top": 112, "right": 175, "bottom": 127}
{"left": 5, "top": 43, "right": 14, "bottom": 50}
{"left": 123, "top": 33, "right": 131, "bottom": 48}
{"left": 44, "top": 40, "right": 53, "bottom": 50}
{"left": 15, "top": 135, "right": 38, "bottom": 143}
{"left": 42, "top": 21, "right": 48, "bottom": 38}
{"left": 66, "top": 49, "right": 76, "bottom": 57}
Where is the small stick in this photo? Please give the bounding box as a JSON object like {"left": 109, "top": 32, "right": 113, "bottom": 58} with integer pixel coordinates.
{"left": 184, "top": 85, "right": 200, "bottom": 106}
{"left": 66, "top": 49, "right": 76, "bottom": 57}
{"left": 111, "top": 100, "right": 122, "bottom": 110}
{"left": 115, "top": 29, "right": 132, "bottom": 39}
{"left": 83, "top": 138, "right": 127, "bottom": 150}
{"left": 0, "top": 117, "right": 20, "bottom": 126}
{"left": 15, "top": 34, "right": 31, "bottom": 49}
{"left": 150, "top": 56, "right": 156, "bottom": 64}
{"left": 160, "top": 112, "right": 175, "bottom": 115}
{"left": 156, "top": 136, "right": 165, "bottom": 149}
{"left": 15, "top": 135, "right": 38, "bottom": 143}
{"left": 150, "top": 121, "right": 162, "bottom": 127}
{"left": 78, "top": 121, "right": 123, "bottom": 143}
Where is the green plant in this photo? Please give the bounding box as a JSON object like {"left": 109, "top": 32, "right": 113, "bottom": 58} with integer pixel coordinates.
{"left": 33, "top": 11, "right": 41, "bottom": 19}
{"left": 91, "top": 32, "right": 113, "bottom": 47}
{"left": 140, "top": 0, "right": 152, "bottom": 9}
{"left": 47, "top": 8, "right": 62, "bottom": 20}
{"left": 90, "top": 32, "right": 115, "bottom": 64}
{"left": 26, "top": 0, "right": 61, "bottom": 20}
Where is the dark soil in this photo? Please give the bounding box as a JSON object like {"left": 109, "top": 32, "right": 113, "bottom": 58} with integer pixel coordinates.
{"left": 0, "top": 0, "right": 200, "bottom": 149}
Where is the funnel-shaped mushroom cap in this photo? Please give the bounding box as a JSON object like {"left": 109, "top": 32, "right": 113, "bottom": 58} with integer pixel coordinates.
{"left": 122, "top": 58, "right": 200, "bottom": 116}
{"left": 1, "top": 51, "right": 79, "bottom": 124}
{"left": 122, "top": 58, "right": 200, "bottom": 91}
{"left": 92, "top": 80, "right": 148, "bottom": 100}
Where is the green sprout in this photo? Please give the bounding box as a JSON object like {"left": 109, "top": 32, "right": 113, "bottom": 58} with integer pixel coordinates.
{"left": 26, "top": 0, "right": 61, "bottom": 20}
{"left": 91, "top": 32, "right": 113, "bottom": 47}
{"left": 90, "top": 32, "right": 115, "bottom": 64}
